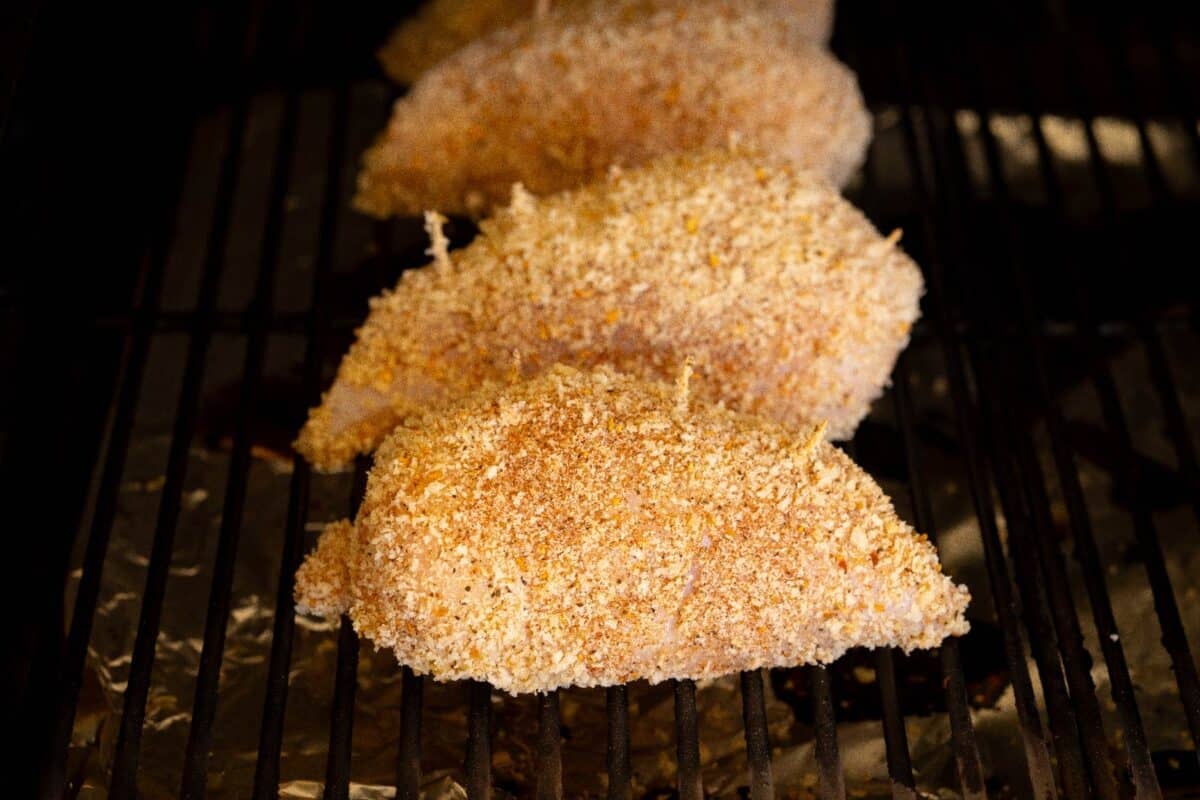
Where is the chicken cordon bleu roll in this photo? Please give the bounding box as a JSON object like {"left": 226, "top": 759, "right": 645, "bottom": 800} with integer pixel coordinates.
{"left": 295, "top": 365, "right": 970, "bottom": 695}
{"left": 357, "top": 0, "right": 869, "bottom": 217}
{"left": 298, "top": 149, "right": 922, "bottom": 471}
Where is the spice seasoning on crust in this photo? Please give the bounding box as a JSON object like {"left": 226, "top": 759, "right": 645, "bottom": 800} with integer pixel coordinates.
{"left": 298, "top": 148, "right": 922, "bottom": 470}
{"left": 358, "top": 0, "right": 869, "bottom": 217}
{"left": 295, "top": 365, "right": 970, "bottom": 695}
{"left": 377, "top": 0, "right": 836, "bottom": 85}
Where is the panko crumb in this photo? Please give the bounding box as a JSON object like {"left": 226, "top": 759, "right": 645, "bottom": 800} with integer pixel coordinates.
{"left": 358, "top": 0, "right": 868, "bottom": 217}
{"left": 294, "top": 365, "right": 970, "bottom": 695}
{"left": 297, "top": 148, "right": 923, "bottom": 470}
{"left": 377, "top": 0, "right": 836, "bottom": 85}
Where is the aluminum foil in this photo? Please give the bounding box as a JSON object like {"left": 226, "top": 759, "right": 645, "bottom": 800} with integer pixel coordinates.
{"left": 62, "top": 94, "right": 1200, "bottom": 798}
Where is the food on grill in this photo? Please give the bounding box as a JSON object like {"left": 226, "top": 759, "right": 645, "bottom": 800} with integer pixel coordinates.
{"left": 378, "top": 0, "right": 836, "bottom": 84}
{"left": 294, "top": 365, "right": 970, "bottom": 694}
{"left": 298, "top": 149, "right": 923, "bottom": 470}
{"left": 356, "top": 0, "right": 870, "bottom": 217}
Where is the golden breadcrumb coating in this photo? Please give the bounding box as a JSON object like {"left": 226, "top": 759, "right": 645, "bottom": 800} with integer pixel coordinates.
{"left": 294, "top": 365, "right": 970, "bottom": 695}
{"left": 357, "top": 0, "right": 869, "bottom": 217}
{"left": 298, "top": 149, "right": 923, "bottom": 471}
{"left": 378, "top": 0, "right": 836, "bottom": 85}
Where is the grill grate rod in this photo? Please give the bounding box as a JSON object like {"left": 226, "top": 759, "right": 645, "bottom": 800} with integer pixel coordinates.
{"left": 973, "top": 365, "right": 1093, "bottom": 800}
{"left": 179, "top": 9, "right": 310, "bottom": 796}
{"left": 1140, "top": 329, "right": 1200, "bottom": 521}
{"left": 1096, "top": 12, "right": 1173, "bottom": 208}
{"left": 396, "top": 669, "right": 425, "bottom": 799}
{"left": 839, "top": 425, "right": 919, "bottom": 799}
{"left": 925, "top": 18, "right": 1176, "bottom": 798}
{"left": 1040, "top": 11, "right": 1200, "bottom": 762}
{"left": 938, "top": 23, "right": 1164, "bottom": 796}
{"left": 840, "top": 424, "right": 918, "bottom": 800}
{"left": 251, "top": 72, "right": 353, "bottom": 800}
{"left": 918, "top": 32, "right": 1122, "bottom": 798}
{"left": 466, "top": 680, "right": 494, "bottom": 799}
{"left": 35, "top": 8, "right": 229, "bottom": 796}
{"left": 324, "top": 618, "right": 361, "bottom": 800}
{"left": 105, "top": 2, "right": 294, "bottom": 789}
{"left": 1142, "top": 10, "right": 1200, "bottom": 196}
{"left": 740, "top": 670, "right": 774, "bottom": 800}
{"left": 323, "top": 457, "right": 371, "bottom": 800}
{"left": 606, "top": 686, "right": 632, "bottom": 800}
{"left": 841, "top": 154, "right": 922, "bottom": 800}
{"left": 879, "top": 3, "right": 1058, "bottom": 795}
{"left": 674, "top": 679, "right": 704, "bottom": 800}
{"left": 873, "top": 650, "right": 916, "bottom": 800}
{"left": 809, "top": 666, "right": 846, "bottom": 800}
{"left": 844, "top": 64, "right": 988, "bottom": 796}
{"left": 1098, "top": 5, "right": 1200, "bottom": 559}
{"left": 536, "top": 691, "right": 564, "bottom": 800}
{"left": 890, "top": 354, "right": 988, "bottom": 800}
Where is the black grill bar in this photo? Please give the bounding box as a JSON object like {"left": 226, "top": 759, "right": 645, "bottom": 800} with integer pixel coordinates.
{"left": 605, "top": 686, "right": 632, "bottom": 800}
{"left": 873, "top": 650, "right": 916, "bottom": 800}
{"left": 106, "top": 27, "right": 271, "bottom": 799}
{"left": 941, "top": 28, "right": 1162, "bottom": 795}
{"left": 35, "top": 28, "right": 222, "bottom": 800}
{"left": 253, "top": 457, "right": 313, "bottom": 799}
{"left": 841, "top": 426, "right": 918, "bottom": 800}
{"left": 891, "top": 354, "right": 987, "bottom": 800}
{"left": 466, "top": 680, "right": 494, "bottom": 799}
{"left": 740, "top": 670, "right": 774, "bottom": 800}
{"left": 923, "top": 33, "right": 1124, "bottom": 798}
{"left": 324, "top": 617, "right": 361, "bottom": 800}
{"left": 1042, "top": 10, "right": 1200, "bottom": 761}
{"left": 976, "top": 384, "right": 1092, "bottom": 800}
{"left": 673, "top": 679, "right": 704, "bottom": 800}
{"left": 845, "top": 42, "right": 987, "bottom": 795}
{"left": 535, "top": 690, "right": 564, "bottom": 800}
{"left": 1141, "top": 329, "right": 1200, "bottom": 520}
{"left": 36, "top": 4, "right": 248, "bottom": 796}
{"left": 251, "top": 63, "right": 352, "bottom": 798}
{"left": 808, "top": 666, "right": 845, "bottom": 800}
{"left": 1143, "top": 12, "right": 1200, "bottom": 181}
{"left": 324, "top": 460, "right": 369, "bottom": 796}
{"left": 324, "top": 457, "right": 371, "bottom": 800}
{"left": 179, "top": 12, "right": 308, "bottom": 797}
{"left": 396, "top": 667, "right": 425, "bottom": 800}
{"left": 879, "top": 2, "right": 1058, "bottom": 793}
{"left": 936, "top": 17, "right": 1172, "bottom": 797}
{"left": 1097, "top": 14, "right": 1172, "bottom": 206}
{"left": 951, "top": 41, "right": 1147, "bottom": 794}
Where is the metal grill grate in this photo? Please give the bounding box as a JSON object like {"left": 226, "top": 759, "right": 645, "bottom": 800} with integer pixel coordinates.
{"left": 7, "top": 0, "right": 1200, "bottom": 798}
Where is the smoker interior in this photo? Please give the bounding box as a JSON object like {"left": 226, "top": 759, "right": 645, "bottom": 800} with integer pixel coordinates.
{"left": 5, "top": 0, "right": 1200, "bottom": 797}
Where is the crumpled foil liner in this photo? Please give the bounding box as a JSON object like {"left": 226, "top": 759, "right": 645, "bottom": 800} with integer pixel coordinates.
{"left": 61, "top": 92, "right": 1200, "bottom": 798}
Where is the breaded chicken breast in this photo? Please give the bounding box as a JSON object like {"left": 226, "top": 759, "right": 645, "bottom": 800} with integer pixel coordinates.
{"left": 378, "top": 0, "right": 836, "bottom": 84}
{"left": 295, "top": 365, "right": 970, "bottom": 694}
{"left": 357, "top": 0, "right": 869, "bottom": 217}
{"left": 298, "top": 150, "right": 922, "bottom": 470}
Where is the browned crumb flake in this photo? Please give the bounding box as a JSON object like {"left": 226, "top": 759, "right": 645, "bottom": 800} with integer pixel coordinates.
{"left": 378, "top": 0, "right": 836, "bottom": 85}
{"left": 297, "top": 149, "right": 923, "bottom": 471}
{"left": 294, "top": 365, "right": 970, "bottom": 695}
{"left": 358, "top": 0, "right": 869, "bottom": 217}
